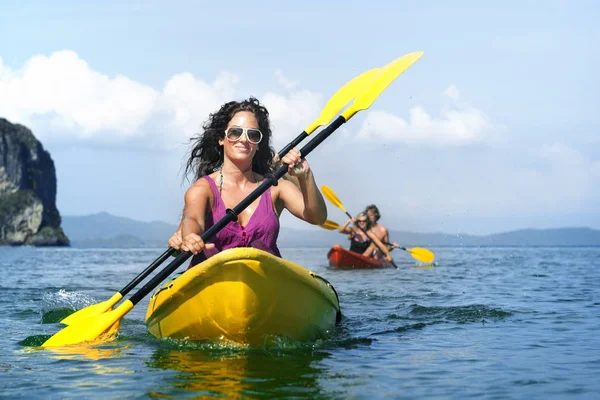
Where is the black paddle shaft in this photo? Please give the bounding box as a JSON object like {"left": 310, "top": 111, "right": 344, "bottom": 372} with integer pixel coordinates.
{"left": 128, "top": 115, "right": 347, "bottom": 305}
{"left": 112, "top": 131, "right": 313, "bottom": 298}
{"left": 118, "top": 248, "right": 175, "bottom": 296}
{"left": 343, "top": 210, "right": 398, "bottom": 269}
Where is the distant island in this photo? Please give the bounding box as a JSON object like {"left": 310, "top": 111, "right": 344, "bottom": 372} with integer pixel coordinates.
{"left": 61, "top": 212, "right": 600, "bottom": 248}
{"left": 0, "top": 118, "right": 69, "bottom": 246}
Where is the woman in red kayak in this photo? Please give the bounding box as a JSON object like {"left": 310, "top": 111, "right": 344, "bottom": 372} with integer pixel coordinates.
{"left": 337, "top": 212, "right": 393, "bottom": 262}
{"left": 167, "top": 97, "right": 327, "bottom": 267}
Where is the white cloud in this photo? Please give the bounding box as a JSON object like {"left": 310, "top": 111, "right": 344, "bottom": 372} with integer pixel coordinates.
{"left": 274, "top": 69, "right": 298, "bottom": 91}
{"left": 357, "top": 85, "right": 492, "bottom": 145}
{"left": 160, "top": 71, "right": 240, "bottom": 136}
{"left": 1, "top": 51, "right": 488, "bottom": 153}
{"left": 0, "top": 50, "right": 322, "bottom": 150}
{"left": 444, "top": 84, "right": 460, "bottom": 100}
{"left": 262, "top": 89, "right": 324, "bottom": 148}
{"left": 0, "top": 51, "right": 158, "bottom": 139}
{"left": 7, "top": 52, "right": 596, "bottom": 234}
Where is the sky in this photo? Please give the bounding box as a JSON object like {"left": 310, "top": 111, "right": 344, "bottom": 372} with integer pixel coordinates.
{"left": 1, "top": 0, "right": 598, "bottom": 235}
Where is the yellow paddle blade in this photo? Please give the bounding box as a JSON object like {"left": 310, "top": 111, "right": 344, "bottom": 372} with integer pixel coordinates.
{"left": 321, "top": 185, "right": 347, "bottom": 213}
{"left": 320, "top": 220, "right": 340, "bottom": 230}
{"left": 342, "top": 51, "right": 424, "bottom": 120}
{"left": 406, "top": 247, "right": 435, "bottom": 264}
{"left": 304, "top": 68, "right": 380, "bottom": 135}
{"left": 60, "top": 292, "right": 123, "bottom": 325}
{"left": 42, "top": 300, "right": 133, "bottom": 348}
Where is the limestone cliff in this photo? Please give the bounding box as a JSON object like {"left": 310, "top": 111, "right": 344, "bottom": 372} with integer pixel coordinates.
{"left": 0, "top": 118, "right": 69, "bottom": 246}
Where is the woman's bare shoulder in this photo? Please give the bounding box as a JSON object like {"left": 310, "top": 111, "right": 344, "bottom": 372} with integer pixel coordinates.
{"left": 186, "top": 176, "right": 213, "bottom": 199}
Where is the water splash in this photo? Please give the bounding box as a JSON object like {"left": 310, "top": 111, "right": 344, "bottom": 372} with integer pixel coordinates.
{"left": 40, "top": 289, "right": 98, "bottom": 323}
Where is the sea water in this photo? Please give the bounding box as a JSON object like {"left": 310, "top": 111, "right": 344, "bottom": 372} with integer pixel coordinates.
{"left": 1, "top": 246, "right": 599, "bottom": 399}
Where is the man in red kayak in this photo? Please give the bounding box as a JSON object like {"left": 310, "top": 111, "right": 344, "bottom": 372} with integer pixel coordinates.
{"left": 364, "top": 204, "right": 399, "bottom": 260}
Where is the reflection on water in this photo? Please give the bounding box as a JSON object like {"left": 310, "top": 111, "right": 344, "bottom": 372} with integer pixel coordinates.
{"left": 147, "top": 344, "right": 332, "bottom": 398}
{"left": 48, "top": 344, "right": 136, "bottom": 379}
{"left": 45, "top": 343, "right": 128, "bottom": 362}
{"left": 16, "top": 341, "right": 135, "bottom": 391}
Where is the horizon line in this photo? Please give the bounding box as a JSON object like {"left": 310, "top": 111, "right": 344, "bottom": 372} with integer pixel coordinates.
{"left": 61, "top": 211, "right": 599, "bottom": 237}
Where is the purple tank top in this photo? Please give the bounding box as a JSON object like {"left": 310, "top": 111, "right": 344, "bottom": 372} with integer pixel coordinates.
{"left": 188, "top": 175, "right": 281, "bottom": 269}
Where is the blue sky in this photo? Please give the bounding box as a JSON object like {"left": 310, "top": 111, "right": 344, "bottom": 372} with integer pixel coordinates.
{"left": 1, "top": 0, "right": 598, "bottom": 235}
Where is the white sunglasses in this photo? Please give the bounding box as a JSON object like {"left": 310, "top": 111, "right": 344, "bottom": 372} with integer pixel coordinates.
{"left": 225, "top": 127, "right": 263, "bottom": 144}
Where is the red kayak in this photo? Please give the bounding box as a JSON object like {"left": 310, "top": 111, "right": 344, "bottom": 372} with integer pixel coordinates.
{"left": 327, "top": 245, "right": 393, "bottom": 269}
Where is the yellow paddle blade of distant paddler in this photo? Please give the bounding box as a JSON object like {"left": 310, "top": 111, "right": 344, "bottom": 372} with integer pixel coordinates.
{"left": 320, "top": 220, "right": 340, "bottom": 230}
{"left": 341, "top": 51, "right": 423, "bottom": 120}
{"left": 304, "top": 68, "right": 380, "bottom": 134}
{"left": 42, "top": 300, "right": 134, "bottom": 348}
{"left": 60, "top": 292, "right": 123, "bottom": 326}
{"left": 321, "top": 185, "right": 347, "bottom": 214}
{"left": 405, "top": 247, "right": 435, "bottom": 264}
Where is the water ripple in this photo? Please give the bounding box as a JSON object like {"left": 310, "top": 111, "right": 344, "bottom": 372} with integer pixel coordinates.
{"left": 1, "top": 246, "right": 599, "bottom": 398}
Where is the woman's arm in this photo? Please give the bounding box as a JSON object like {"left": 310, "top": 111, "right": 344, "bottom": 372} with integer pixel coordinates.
{"left": 277, "top": 148, "right": 327, "bottom": 225}
{"left": 277, "top": 174, "right": 327, "bottom": 224}
{"left": 167, "top": 220, "right": 184, "bottom": 249}
{"left": 337, "top": 218, "right": 354, "bottom": 234}
{"left": 179, "top": 180, "right": 215, "bottom": 255}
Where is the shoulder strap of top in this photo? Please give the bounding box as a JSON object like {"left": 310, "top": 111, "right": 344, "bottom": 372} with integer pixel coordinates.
{"left": 202, "top": 175, "right": 223, "bottom": 212}
{"left": 257, "top": 176, "right": 278, "bottom": 218}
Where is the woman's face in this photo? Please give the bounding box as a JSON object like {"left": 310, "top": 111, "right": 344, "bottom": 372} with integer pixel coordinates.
{"left": 356, "top": 217, "right": 368, "bottom": 229}
{"left": 219, "top": 111, "right": 260, "bottom": 164}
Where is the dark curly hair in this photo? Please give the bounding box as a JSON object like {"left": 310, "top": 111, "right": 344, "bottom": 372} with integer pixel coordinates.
{"left": 365, "top": 204, "right": 381, "bottom": 222}
{"left": 183, "top": 97, "right": 276, "bottom": 182}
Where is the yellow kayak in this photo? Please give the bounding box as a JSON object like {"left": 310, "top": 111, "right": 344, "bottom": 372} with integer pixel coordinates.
{"left": 145, "top": 247, "right": 341, "bottom": 346}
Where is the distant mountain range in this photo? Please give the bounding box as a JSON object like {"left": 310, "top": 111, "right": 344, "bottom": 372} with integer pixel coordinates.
{"left": 62, "top": 212, "right": 176, "bottom": 243}
{"left": 61, "top": 212, "right": 600, "bottom": 248}
{"left": 384, "top": 227, "right": 600, "bottom": 247}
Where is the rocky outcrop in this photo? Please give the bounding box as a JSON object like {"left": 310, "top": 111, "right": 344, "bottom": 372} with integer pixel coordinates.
{"left": 0, "top": 118, "right": 69, "bottom": 246}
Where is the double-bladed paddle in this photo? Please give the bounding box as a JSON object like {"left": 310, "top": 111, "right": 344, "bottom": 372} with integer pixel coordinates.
{"left": 319, "top": 218, "right": 435, "bottom": 264}
{"left": 321, "top": 185, "right": 400, "bottom": 268}
{"left": 42, "top": 51, "right": 424, "bottom": 347}
{"left": 59, "top": 67, "right": 381, "bottom": 327}
{"left": 321, "top": 186, "right": 435, "bottom": 265}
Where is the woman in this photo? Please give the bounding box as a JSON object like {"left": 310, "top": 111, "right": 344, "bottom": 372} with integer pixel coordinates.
{"left": 168, "top": 97, "right": 327, "bottom": 268}
{"left": 338, "top": 212, "right": 393, "bottom": 262}
{"left": 337, "top": 212, "right": 372, "bottom": 254}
